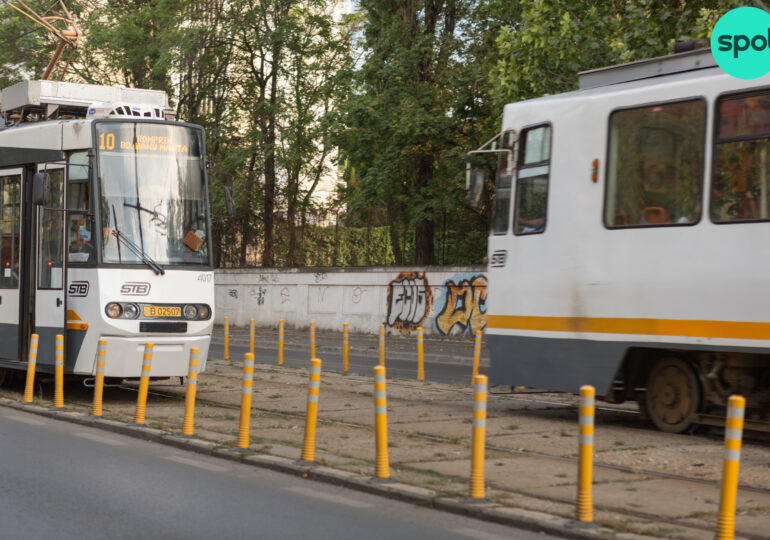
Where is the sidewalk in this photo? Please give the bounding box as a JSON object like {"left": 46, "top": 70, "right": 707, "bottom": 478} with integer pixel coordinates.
{"left": 2, "top": 347, "right": 769, "bottom": 540}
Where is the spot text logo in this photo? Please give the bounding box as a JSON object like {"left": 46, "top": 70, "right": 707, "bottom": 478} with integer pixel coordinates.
{"left": 712, "top": 7, "right": 770, "bottom": 79}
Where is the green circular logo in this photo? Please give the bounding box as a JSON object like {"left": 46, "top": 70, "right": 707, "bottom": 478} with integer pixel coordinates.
{"left": 712, "top": 6, "right": 770, "bottom": 79}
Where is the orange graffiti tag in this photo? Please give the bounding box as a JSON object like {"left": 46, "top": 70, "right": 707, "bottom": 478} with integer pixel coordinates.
{"left": 436, "top": 275, "right": 487, "bottom": 335}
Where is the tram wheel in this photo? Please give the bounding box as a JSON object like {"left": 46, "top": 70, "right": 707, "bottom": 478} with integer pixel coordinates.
{"left": 642, "top": 357, "right": 701, "bottom": 433}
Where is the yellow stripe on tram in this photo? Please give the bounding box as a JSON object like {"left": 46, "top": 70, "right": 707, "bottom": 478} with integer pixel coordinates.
{"left": 486, "top": 315, "right": 770, "bottom": 341}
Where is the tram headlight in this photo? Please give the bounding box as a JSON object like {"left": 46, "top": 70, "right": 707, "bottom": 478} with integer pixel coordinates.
{"left": 198, "top": 305, "right": 210, "bottom": 320}
{"left": 183, "top": 304, "right": 198, "bottom": 320}
{"left": 123, "top": 303, "right": 139, "bottom": 319}
{"left": 106, "top": 302, "right": 122, "bottom": 318}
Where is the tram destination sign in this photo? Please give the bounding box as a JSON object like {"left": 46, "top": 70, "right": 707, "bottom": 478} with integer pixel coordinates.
{"left": 99, "top": 132, "right": 190, "bottom": 155}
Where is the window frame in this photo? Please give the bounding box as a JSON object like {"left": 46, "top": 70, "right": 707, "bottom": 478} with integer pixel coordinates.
{"left": 66, "top": 150, "right": 97, "bottom": 267}
{"left": 602, "top": 96, "right": 707, "bottom": 230}
{"left": 513, "top": 122, "right": 552, "bottom": 237}
{"left": 709, "top": 87, "right": 770, "bottom": 225}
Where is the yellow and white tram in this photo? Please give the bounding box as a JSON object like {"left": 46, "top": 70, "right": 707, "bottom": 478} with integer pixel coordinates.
{"left": 469, "top": 47, "right": 770, "bottom": 432}
{"left": 0, "top": 80, "right": 214, "bottom": 383}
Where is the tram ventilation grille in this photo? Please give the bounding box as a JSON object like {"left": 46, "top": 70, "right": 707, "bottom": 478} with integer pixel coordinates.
{"left": 139, "top": 322, "right": 188, "bottom": 333}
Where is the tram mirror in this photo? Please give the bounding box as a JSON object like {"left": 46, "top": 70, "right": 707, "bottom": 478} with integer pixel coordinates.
{"left": 32, "top": 172, "right": 50, "bottom": 205}
{"left": 467, "top": 167, "right": 485, "bottom": 208}
{"left": 224, "top": 185, "right": 235, "bottom": 217}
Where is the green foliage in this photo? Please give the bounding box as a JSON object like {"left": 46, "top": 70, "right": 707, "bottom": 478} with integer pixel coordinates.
{"left": 492, "top": 0, "right": 745, "bottom": 105}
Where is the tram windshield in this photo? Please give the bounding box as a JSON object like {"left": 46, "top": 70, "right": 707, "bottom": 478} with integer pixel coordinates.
{"left": 96, "top": 122, "right": 210, "bottom": 267}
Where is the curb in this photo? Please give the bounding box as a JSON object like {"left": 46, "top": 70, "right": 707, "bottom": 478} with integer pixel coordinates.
{"left": 0, "top": 397, "right": 649, "bottom": 540}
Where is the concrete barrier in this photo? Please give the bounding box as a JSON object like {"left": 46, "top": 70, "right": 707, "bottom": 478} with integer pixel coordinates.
{"left": 215, "top": 266, "right": 487, "bottom": 336}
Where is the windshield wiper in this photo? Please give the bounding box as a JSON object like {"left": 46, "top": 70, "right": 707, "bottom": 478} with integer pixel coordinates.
{"left": 111, "top": 205, "right": 165, "bottom": 276}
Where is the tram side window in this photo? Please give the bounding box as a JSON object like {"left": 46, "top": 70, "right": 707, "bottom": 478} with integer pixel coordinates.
{"left": 711, "top": 92, "right": 770, "bottom": 222}
{"left": 514, "top": 125, "right": 551, "bottom": 235}
{"left": 67, "top": 152, "right": 93, "bottom": 263}
{"left": 0, "top": 174, "right": 21, "bottom": 289}
{"left": 38, "top": 169, "right": 64, "bottom": 289}
{"left": 604, "top": 99, "right": 705, "bottom": 227}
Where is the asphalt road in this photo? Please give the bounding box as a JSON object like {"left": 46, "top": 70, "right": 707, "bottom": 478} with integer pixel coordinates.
{"left": 0, "top": 408, "right": 556, "bottom": 540}
{"left": 210, "top": 331, "right": 487, "bottom": 385}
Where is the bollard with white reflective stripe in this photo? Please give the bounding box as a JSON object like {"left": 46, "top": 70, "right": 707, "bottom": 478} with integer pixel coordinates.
{"left": 134, "top": 343, "right": 153, "bottom": 424}
{"left": 469, "top": 374, "right": 487, "bottom": 499}
{"left": 716, "top": 395, "right": 745, "bottom": 540}
{"left": 301, "top": 358, "right": 322, "bottom": 462}
{"left": 53, "top": 334, "right": 64, "bottom": 409}
{"left": 309, "top": 321, "right": 316, "bottom": 360}
{"left": 471, "top": 330, "right": 482, "bottom": 385}
{"left": 417, "top": 327, "right": 424, "bottom": 381}
{"left": 92, "top": 339, "right": 107, "bottom": 416}
{"left": 373, "top": 365, "right": 390, "bottom": 479}
{"left": 249, "top": 318, "right": 255, "bottom": 356}
{"left": 182, "top": 347, "right": 200, "bottom": 436}
{"left": 23, "top": 334, "right": 39, "bottom": 403}
{"left": 577, "top": 385, "right": 595, "bottom": 522}
{"left": 342, "top": 323, "right": 350, "bottom": 374}
{"left": 237, "top": 353, "right": 255, "bottom": 449}
{"left": 224, "top": 316, "right": 230, "bottom": 360}
{"left": 278, "top": 319, "right": 284, "bottom": 365}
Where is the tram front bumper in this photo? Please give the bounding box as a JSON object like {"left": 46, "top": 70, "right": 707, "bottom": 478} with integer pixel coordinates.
{"left": 99, "top": 335, "right": 210, "bottom": 378}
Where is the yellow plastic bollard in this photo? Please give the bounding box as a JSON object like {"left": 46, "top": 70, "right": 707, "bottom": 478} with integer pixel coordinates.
{"left": 373, "top": 365, "right": 390, "bottom": 479}
{"left": 577, "top": 385, "right": 595, "bottom": 522}
{"left": 471, "top": 330, "right": 482, "bottom": 385}
{"left": 53, "top": 334, "right": 64, "bottom": 409}
{"left": 310, "top": 321, "right": 316, "bottom": 360}
{"left": 301, "top": 358, "right": 322, "bottom": 462}
{"left": 417, "top": 327, "right": 425, "bottom": 382}
{"left": 224, "top": 316, "right": 230, "bottom": 360}
{"left": 134, "top": 343, "right": 153, "bottom": 424}
{"left": 23, "top": 333, "right": 39, "bottom": 403}
{"left": 278, "top": 319, "right": 284, "bottom": 365}
{"left": 378, "top": 324, "right": 385, "bottom": 367}
{"left": 342, "top": 323, "right": 349, "bottom": 375}
{"left": 249, "top": 317, "right": 255, "bottom": 356}
{"left": 182, "top": 347, "right": 200, "bottom": 436}
{"left": 716, "top": 395, "right": 746, "bottom": 540}
{"left": 237, "top": 352, "right": 255, "bottom": 449}
{"left": 469, "top": 374, "right": 488, "bottom": 499}
{"left": 92, "top": 339, "right": 107, "bottom": 416}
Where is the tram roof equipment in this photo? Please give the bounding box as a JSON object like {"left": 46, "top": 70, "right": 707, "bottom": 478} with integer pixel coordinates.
{"left": 578, "top": 48, "right": 716, "bottom": 90}
{"left": 1, "top": 80, "right": 173, "bottom": 126}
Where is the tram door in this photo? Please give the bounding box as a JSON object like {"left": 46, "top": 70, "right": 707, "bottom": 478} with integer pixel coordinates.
{"left": 33, "top": 165, "right": 66, "bottom": 365}
{"left": 0, "top": 169, "right": 22, "bottom": 361}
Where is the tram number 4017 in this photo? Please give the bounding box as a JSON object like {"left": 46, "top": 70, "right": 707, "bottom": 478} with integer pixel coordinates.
{"left": 197, "top": 274, "right": 212, "bottom": 283}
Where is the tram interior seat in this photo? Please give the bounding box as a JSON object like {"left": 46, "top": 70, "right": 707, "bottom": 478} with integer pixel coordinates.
{"left": 641, "top": 206, "right": 668, "bottom": 224}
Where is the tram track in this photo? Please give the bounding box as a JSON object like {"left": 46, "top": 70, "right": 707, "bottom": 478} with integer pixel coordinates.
{"left": 110, "top": 359, "right": 770, "bottom": 497}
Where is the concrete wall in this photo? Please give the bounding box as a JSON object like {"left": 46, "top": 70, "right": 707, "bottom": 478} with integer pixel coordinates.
{"left": 215, "top": 266, "right": 487, "bottom": 336}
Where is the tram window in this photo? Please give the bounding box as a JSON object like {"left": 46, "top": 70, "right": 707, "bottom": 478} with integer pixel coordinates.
{"left": 711, "top": 92, "right": 770, "bottom": 223}
{"left": 38, "top": 169, "right": 64, "bottom": 289}
{"left": 0, "top": 174, "right": 21, "bottom": 289}
{"left": 514, "top": 125, "right": 551, "bottom": 235}
{"left": 67, "top": 152, "right": 93, "bottom": 263}
{"left": 491, "top": 158, "right": 513, "bottom": 234}
{"left": 604, "top": 99, "right": 705, "bottom": 228}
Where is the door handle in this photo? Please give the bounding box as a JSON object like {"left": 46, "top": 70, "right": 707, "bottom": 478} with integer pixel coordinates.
{"left": 56, "top": 298, "right": 62, "bottom": 307}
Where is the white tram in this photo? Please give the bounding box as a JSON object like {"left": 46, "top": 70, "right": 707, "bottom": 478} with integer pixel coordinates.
{"left": 0, "top": 80, "right": 214, "bottom": 382}
{"left": 468, "top": 48, "right": 770, "bottom": 432}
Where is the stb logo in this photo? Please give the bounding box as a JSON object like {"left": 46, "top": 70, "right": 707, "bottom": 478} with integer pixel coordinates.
{"left": 121, "top": 282, "right": 150, "bottom": 296}
{"left": 712, "top": 7, "right": 770, "bottom": 79}
{"left": 68, "top": 281, "right": 89, "bottom": 297}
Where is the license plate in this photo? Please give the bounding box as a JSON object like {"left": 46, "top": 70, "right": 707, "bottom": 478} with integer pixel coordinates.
{"left": 143, "top": 306, "right": 181, "bottom": 318}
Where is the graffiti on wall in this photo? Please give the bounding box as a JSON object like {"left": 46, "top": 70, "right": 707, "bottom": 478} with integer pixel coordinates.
{"left": 434, "top": 273, "right": 487, "bottom": 336}
{"left": 249, "top": 286, "right": 266, "bottom": 306}
{"left": 386, "top": 272, "right": 433, "bottom": 333}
